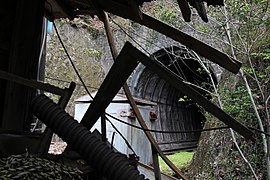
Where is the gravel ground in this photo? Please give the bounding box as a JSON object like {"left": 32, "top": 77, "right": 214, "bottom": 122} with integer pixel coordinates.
{"left": 48, "top": 141, "right": 67, "bottom": 155}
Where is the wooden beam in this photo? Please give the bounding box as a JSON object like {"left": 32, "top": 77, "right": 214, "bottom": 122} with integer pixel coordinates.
{"left": 123, "top": 41, "right": 254, "bottom": 140}
{"left": 140, "top": 13, "right": 241, "bottom": 73}
{"left": 0, "top": 70, "right": 66, "bottom": 96}
{"left": 80, "top": 43, "right": 139, "bottom": 129}
{"left": 0, "top": 69, "right": 76, "bottom": 153}
{"left": 98, "top": 0, "right": 241, "bottom": 74}
{"left": 152, "top": 147, "right": 162, "bottom": 180}
{"left": 176, "top": 0, "right": 191, "bottom": 22}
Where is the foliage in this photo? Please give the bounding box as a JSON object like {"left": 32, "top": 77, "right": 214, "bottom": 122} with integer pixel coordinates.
{"left": 158, "top": 151, "right": 194, "bottom": 176}
{"left": 0, "top": 152, "right": 83, "bottom": 179}
{"left": 142, "top": 1, "right": 183, "bottom": 28}
{"left": 45, "top": 22, "right": 105, "bottom": 114}
{"left": 252, "top": 48, "right": 270, "bottom": 60}
{"left": 220, "top": 85, "right": 256, "bottom": 124}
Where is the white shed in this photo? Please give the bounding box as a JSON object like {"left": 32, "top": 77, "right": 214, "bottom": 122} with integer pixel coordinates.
{"left": 74, "top": 92, "right": 157, "bottom": 165}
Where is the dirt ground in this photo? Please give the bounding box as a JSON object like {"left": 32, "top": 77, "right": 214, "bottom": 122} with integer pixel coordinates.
{"left": 49, "top": 141, "right": 67, "bottom": 155}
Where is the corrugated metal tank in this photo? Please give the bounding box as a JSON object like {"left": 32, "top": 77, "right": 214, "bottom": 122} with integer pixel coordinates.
{"left": 74, "top": 93, "right": 157, "bottom": 165}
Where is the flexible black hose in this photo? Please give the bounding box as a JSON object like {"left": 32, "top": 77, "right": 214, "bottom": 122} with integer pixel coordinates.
{"left": 31, "top": 94, "right": 147, "bottom": 180}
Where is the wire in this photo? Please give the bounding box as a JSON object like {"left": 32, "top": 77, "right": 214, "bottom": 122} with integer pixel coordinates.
{"left": 107, "top": 113, "right": 270, "bottom": 137}
{"left": 106, "top": 117, "right": 137, "bottom": 155}
{"left": 53, "top": 21, "right": 94, "bottom": 100}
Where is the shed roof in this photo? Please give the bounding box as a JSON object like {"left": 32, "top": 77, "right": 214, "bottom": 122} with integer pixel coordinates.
{"left": 76, "top": 92, "right": 157, "bottom": 106}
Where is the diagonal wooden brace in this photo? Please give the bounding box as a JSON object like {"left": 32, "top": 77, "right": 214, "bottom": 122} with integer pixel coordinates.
{"left": 123, "top": 41, "right": 254, "bottom": 141}
{"left": 80, "top": 43, "right": 139, "bottom": 129}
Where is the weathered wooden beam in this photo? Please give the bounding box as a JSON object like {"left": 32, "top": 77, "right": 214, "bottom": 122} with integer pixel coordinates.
{"left": 122, "top": 83, "right": 189, "bottom": 179}
{"left": 79, "top": 43, "right": 139, "bottom": 129}
{"left": 98, "top": 0, "right": 241, "bottom": 74}
{"left": 152, "top": 147, "right": 162, "bottom": 180}
{"left": 138, "top": 14, "right": 242, "bottom": 73}
{"left": 0, "top": 68, "right": 76, "bottom": 153}
{"left": 123, "top": 41, "right": 254, "bottom": 140}
{"left": 0, "top": 70, "right": 66, "bottom": 96}
{"left": 38, "top": 81, "right": 76, "bottom": 154}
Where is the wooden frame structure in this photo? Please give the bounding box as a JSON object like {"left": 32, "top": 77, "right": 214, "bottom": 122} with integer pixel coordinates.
{"left": 0, "top": 70, "right": 76, "bottom": 155}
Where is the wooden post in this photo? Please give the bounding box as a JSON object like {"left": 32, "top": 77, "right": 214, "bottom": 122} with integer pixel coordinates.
{"left": 152, "top": 146, "right": 162, "bottom": 180}
{"left": 2, "top": 0, "right": 44, "bottom": 130}
{"left": 101, "top": 113, "right": 107, "bottom": 142}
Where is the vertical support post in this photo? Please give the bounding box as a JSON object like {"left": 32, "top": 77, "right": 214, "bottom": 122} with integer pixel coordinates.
{"left": 101, "top": 113, "right": 107, "bottom": 142}
{"left": 38, "top": 82, "right": 76, "bottom": 153}
{"left": 152, "top": 145, "right": 161, "bottom": 180}
{"left": 2, "top": 0, "right": 44, "bottom": 130}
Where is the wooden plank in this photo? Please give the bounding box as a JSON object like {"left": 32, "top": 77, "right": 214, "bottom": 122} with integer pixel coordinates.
{"left": 0, "top": 70, "right": 66, "bottom": 96}
{"left": 138, "top": 13, "right": 242, "bottom": 74}
{"left": 152, "top": 147, "right": 162, "bottom": 180}
{"left": 98, "top": 0, "right": 241, "bottom": 74}
{"left": 123, "top": 41, "right": 254, "bottom": 140}
{"left": 0, "top": 69, "right": 76, "bottom": 153}
{"left": 80, "top": 43, "right": 139, "bottom": 129}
